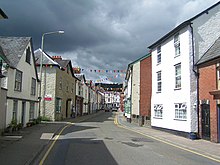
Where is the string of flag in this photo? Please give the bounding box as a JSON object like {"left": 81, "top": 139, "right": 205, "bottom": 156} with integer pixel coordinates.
{"left": 91, "top": 73, "right": 126, "bottom": 83}
{"left": 73, "top": 67, "right": 126, "bottom": 73}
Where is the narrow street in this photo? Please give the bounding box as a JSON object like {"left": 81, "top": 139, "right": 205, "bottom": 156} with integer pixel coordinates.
{"left": 34, "top": 112, "right": 220, "bottom": 165}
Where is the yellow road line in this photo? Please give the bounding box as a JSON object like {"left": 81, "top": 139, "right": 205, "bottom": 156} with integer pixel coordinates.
{"left": 39, "top": 124, "right": 71, "bottom": 165}
{"left": 114, "top": 114, "right": 220, "bottom": 163}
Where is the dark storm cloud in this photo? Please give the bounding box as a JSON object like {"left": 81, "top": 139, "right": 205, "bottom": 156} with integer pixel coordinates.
{"left": 0, "top": 0, "right": 219, "bottom": 82}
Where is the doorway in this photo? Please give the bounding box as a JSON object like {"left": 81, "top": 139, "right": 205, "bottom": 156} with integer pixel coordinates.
{"left": 201, "top": 104, "right": 210, "bottom": 140}
{"left": 218, "top": 105, "right": 220, "bottom": 143}
{"left": 21, "top": 102, "right": 26, "bottom": 127}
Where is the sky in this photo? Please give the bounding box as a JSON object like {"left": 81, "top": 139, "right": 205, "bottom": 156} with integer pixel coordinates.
{"left": 0, "top": 0, "right": 219, "bottom": 83}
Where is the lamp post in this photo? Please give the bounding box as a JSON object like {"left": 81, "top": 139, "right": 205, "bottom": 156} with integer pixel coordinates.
{"left": 39, "top": 30, "right": 64, "bottom": 117}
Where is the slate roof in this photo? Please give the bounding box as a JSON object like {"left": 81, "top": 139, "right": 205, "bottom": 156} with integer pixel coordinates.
{"left": 0, "top": 37, "right": 31, "bottom": 68}
{"left": 75, "top": 74, "right": 86, "bottom": 82}
{"left": 196, "top": 37, "right": 220, "bottom": 66}
{"left": 34, "top": 48, "right": 59, "bottom": 66}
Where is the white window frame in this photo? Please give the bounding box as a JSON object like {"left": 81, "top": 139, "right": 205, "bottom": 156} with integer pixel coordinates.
{"left": 157, "top": 45, "right": 161, "bottom": 64}
{"left": 157, "top": 71, "right": 162, "bottom": 92}
{"left": 13, "top": 100, "right": 18, "bottom": 121}
{"left": 174, "top": 33, "right": 180, "bottom": 57}
{"left": 154, "top": 104, "right": 163, "bottom": 118}
{"left": 29, "top": 102, "right": 35, "bottom": 120}
{"left": 14, "top": 70, "right": 22, "bottom": 91}
{"left": 175, "top": 63, "right": 181, "bottom": 89}
{"left": 174, "top": 103, "right": 187, "bottom": 120}
{"left": 31, "top": 78, "right": 36, "bottom": 95}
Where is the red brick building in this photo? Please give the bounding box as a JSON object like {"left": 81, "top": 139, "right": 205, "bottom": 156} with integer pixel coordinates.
{"left": 140, "top": 53, "right": 152, "bottom": 126}
{"left": 197, "top": 37, "right": 220, "bottom": 143}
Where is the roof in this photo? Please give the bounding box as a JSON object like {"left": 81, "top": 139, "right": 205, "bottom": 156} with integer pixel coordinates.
{"left": 125, "top": 53, "right": 151, "bottom": 80}
{"left": 34, "top": 48, "right": 59, "bottom": 66}
{"left": 0, "top": 8, "right": 8, "bottom": 19}
{"left": 196, "top": 36, "right": 220, "bottom": 66}
{"left": 148, "top": 1, "right": 220, "bottom": 49}
{"left": 75, "top": 74, "right": 86, "bottom": 82}
{"left": 54, "top": 59, "right": 70, "bottom": 68}
{"left": 0, "top": 37, "right": 31, "bottom": 68}
{"left": 0, "top": 45, "right": 10, "bottom": 64}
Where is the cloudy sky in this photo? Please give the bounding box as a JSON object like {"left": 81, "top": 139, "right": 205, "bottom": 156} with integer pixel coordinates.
{"left": 0, "top": 0, "right": 219, "bottom": 83}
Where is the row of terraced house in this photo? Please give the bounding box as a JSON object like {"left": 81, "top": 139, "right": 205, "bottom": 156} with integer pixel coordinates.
{"left": 0, "top": 38, "right": 105, "bottom": 132}
{"left": 123, "top": 2, "right": 220, "bottom": 143}
{"left": 0, "top": 9, "right": 105, "bottom": 133}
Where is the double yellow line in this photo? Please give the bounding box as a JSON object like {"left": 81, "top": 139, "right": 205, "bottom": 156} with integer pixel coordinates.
{"left": 39, "top": 123, "right": 73, "bottom": 165}
{"left": 114, "top": 114, "right": 220, "bottom": 163}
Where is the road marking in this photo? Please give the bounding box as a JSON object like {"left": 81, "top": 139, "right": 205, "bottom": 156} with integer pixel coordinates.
{"left": 39, "top": 124, "right": 71, "bottom": 165}
{"left": 40, "top": 133, "right": 54, "bottom": 140}
{"left": 114, "top": 114, "right": 220, "bottom": 163}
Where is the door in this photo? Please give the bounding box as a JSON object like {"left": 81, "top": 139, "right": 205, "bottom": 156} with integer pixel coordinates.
{"left": 218, "top": 105, "right": 220, "bottom": 143}
{"left": 21, "top": 102, "right": 26, "bottom": 127}
{"left": 201, "top": 104, "right": 210, "bottom": 140}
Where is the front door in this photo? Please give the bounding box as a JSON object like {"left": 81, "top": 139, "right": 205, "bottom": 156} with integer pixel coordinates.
{"left": 201, "top": 104, "right": 210, "bottom": 140}
{"left": 218, "top": 105, "right": 220, "bottom": 143}
{"left": 21, "top": 102, "right": 26, "bottom": 127}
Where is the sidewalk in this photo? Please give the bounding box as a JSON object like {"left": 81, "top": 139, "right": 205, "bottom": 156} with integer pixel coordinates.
{"left": 117, "top": 112, "right": 220, "bottom": 161}
{"left": 0, "top": 111, "right": 103, "bottom": 165}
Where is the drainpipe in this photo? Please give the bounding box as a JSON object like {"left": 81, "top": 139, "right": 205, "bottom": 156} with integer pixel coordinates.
{"left": 190, "top": 23, "right": 200, "bottom": 136}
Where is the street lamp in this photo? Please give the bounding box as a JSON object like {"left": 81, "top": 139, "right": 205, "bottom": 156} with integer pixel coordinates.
{"left": 39, "top": 30, "right": 64, "bottom": 117}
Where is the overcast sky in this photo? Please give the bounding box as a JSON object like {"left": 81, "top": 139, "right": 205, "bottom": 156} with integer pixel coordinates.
{"left": 0, "top": 0, "right": 219, "bottom": 83}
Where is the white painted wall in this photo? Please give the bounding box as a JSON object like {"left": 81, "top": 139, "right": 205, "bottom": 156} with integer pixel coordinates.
{"left": 6, "top": 42, "right": 38, "bottom": 127}
{"left": 151, "top": 27, "right": 194, "bottom": 133}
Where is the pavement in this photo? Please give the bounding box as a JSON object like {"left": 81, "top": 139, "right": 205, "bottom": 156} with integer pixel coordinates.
{"left": 0, "top": 110, "right": 219, "bottom": 165}
{"left": 116, "top": 112, "right": 220, "bottom": 162}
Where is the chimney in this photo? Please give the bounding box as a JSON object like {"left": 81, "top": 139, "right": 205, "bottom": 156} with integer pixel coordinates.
{"left": 52, "top": 56, "right": 62, "bottom": 60}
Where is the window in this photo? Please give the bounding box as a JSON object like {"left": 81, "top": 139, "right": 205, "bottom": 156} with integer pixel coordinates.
{"left": 55, "top": 98, "right": 62, "bottom": 113}
{"left": 13, "top": 100, "right": 18, "bottom": 121}
{"left": 26, "top": 47, "right": 31, "bottom": 64}
{"left": 71, "top": 83, "right": 74, "bottom": 93}
{"left": 31, "top": 78, "right": 36, "bottom": 95}
{"left": 154, "top": 104, "right": 163, "bottom": 118}
{"left": 59, "top": 77, "right": 62, "bottom": 90}
{"left": 157, "top": 71, "right": 162, "bottom": 92}
{"left": 66, "top": 82, "right": 69, "bottom": 92}
{"left": 175, "top": 64, "right": 181, "bottom": 89}
{"left": 14, "top": 70, "right": 22, "bottom": 91}
{"left": 174, "top": 33, "right": 180, "bottom": 57}
{"left": 29, "top": 102, "right": 35, "bottom": 120}
{"left": 157, "top": 46, "right": 161, "bottom": 64}
{"left": 175, "top": 103, "right": 187, "bottom": 120}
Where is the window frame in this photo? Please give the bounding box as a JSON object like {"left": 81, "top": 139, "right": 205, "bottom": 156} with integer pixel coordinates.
{"left": 13, "top": 100, "right": 18, "bottom": 121}
{"left": 31, "top": 78, "right": 36, "bottom": 95}
{"left": 174, "top": 33, "right": 180, "bottom": 57}
{"left": 154, "top": 104, "right": 163, "bottom": 118}
{"left": 29, "top": 102, "right": 35, "bottom": 120}
{"left": 14, "top": 70, "right": 22, "bottom": 91}
{"left": 157, "top": 71, "right": 162, "bottom": 92}
{"left": 174, "top": 103, "right": 187, "bottom": 120}
{"left": 55, "top": 98, "right": 62, "bottom": 113}
{"left": 25, "top": 47, "right": 31, "bottom": 64}
{"left": 157, "top": 45, "right": 161, "bottom": 64}
{"left": 175, "top": 63, "right": 181, "bottom": 89}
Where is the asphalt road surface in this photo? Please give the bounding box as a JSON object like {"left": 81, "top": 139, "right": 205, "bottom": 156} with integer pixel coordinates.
{"left": 36, "top": 112, "right": 220, "bottom": 165}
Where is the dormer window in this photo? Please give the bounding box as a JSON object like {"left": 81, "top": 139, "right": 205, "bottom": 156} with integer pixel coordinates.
{"left": 26, "top": 47, "right": 31, "bottom": 64}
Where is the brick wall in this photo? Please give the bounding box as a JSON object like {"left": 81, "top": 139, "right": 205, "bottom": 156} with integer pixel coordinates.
{"left": 140, "top": 55, "right": 152, "bottom": 118}
{"left": 199, "top": 64, "right": 218, "bottom": 142}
